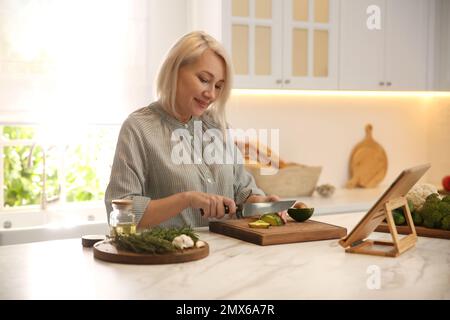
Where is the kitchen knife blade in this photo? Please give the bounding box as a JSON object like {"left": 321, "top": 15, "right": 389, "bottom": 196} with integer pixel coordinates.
{"left": 200, "top": 200, "right": 296, "bottom": 218}
{"left": 234, "top": 200, "right": 296, "bottom": 219}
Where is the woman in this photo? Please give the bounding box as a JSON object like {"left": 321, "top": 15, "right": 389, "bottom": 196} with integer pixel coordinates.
{"left": 105, "top": 31, "right": 286, "bottom": 229}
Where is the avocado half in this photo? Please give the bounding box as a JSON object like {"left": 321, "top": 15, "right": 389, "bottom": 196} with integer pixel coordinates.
{"left": 248, "top": 220, "right": 271, "bottom": 229}
{"left": 287, "top": 208, "right": 314, "bottom": 222}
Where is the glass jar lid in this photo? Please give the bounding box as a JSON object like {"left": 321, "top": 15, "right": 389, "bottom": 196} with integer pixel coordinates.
{"left": 112, "top": 199, "right": 133, "bottom": 210}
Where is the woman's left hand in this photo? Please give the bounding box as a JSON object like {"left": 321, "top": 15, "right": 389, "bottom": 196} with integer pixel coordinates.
{"left": 246, "top": 194, "right": 288, "bottom": 223}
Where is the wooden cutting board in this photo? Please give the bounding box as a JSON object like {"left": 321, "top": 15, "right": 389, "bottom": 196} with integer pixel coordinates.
{"left": 93, "top": 240, "right": 209, "bottom": 264}
{"left": 346, "top": 124, "right": 388, "bottom": 188}
{"left": 375, "top": 223, "right": 450, "bottom": 240}
{"left": 209, "top": 218, "right": 347, "bottom": 246}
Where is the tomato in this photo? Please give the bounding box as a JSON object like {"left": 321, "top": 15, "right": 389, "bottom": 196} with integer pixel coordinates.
{"left": 443, "top": 175, "right": 450, "bottom": 191}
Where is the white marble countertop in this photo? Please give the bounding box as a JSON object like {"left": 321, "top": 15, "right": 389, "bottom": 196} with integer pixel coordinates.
{"left": 0, "top": 211, "right": 448, "bottom": 300}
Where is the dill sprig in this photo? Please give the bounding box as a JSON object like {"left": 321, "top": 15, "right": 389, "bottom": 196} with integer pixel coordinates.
{"left": 113, "top": 226, "right": 199, "bottom": 254}
{"left": 144, "top": 226, "right": 199, "bottom": 243}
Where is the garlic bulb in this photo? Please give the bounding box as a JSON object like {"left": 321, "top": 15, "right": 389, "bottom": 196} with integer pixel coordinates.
{"left": 172, "top": 234, "right": 194, "bottom": 250}
{"left": 195, "top": 240, "right": 206, "bottom": 248}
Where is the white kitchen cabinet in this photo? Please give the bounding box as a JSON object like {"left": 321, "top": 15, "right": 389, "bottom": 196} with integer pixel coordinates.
{"left": 339, "top": 0, "right": 429, "bottom": 91}
{"left": 222, "top": 0, "right": 339, "bottom": 89}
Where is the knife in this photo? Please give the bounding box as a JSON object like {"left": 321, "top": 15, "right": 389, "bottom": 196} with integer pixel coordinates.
{"left": 201, "top": 200, "right": 296, "bottom": 219}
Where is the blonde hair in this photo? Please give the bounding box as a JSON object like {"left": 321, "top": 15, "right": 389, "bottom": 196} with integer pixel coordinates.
{"left": 156, "top": 31, "right": 233, "bottom": 130}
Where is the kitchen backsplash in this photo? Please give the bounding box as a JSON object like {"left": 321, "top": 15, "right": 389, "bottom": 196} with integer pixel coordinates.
{"left": 227, "top": 92, "right": 449, "bottom": 188}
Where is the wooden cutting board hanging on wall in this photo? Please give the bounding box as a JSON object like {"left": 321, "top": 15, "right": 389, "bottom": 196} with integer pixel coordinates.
{"left": 346, "top": 124, "right": 388, "bottom": 188}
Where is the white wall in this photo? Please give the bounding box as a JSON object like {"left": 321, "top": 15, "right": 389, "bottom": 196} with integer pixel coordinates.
{"left": 226, "top": 93, "right": 449, "bottom": 188}
{"left": 428, "top": 96, "right": 450, "bottom": 186}
{"left": 0, "top": 1, "right": 158, "bottom": 124}
{"left": 148, "top": 0, "right": 189, "bottom": 100}
{"left": 187, "top": 0, "right": 222, "bottom": 40}
{"left": 147, "top": 0, "right": 222, "bottom": 99}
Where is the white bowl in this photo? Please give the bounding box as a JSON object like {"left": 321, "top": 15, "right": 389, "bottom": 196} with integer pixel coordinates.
{"left": 246, "top": 164, "right": 322, "bottom": 197}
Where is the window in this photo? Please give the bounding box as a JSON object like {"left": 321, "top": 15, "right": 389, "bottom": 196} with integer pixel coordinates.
{"left": 0, "top": 125, "right": 119, "bottom": 211}
{"left": 0, "top": 1, "right": 151, "bottom": 214}
{"left": 0, "top": 1, "right": 151, "bottom": 124}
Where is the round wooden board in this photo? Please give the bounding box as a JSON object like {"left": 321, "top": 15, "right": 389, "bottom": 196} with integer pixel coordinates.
{"left": 93, "top": 240, "right": 209, "bottom": 265}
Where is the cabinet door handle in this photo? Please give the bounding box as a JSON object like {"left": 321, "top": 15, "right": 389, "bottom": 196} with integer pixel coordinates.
{"left": 386, "top": 82, "right": 392, "bottom": 86}
{"left": 379, "top": 81, "right": 385, "bottom": 86}
{"left": 284, "top": 79, "right": 291, "bottom": 84}
{"left": 276, "top": 79, "right": 282, "bottom": 84}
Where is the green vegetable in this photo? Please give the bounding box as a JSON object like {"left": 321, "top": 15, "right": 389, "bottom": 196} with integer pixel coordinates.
{"left": 389, "top": 199, "right": 423, "bottom": 226}
{"left": 116, "top": 233, "right": 175, "bottom": 254}
{"left": 248, "top": 220, "right": 271, "bottom": 229}
{"left": 425, "top": 193, "right": 440, "bottom": 203}
{"left": 419, "top": 193, "right": 450, "bottom": 229}
{"left": 260, "top": 213, "right": 284, "bottom": 226}
{"left": 421, "top": 203, "right": 442, "bottom": 228}
{"left": 439, "top": 201, "right": 450, "bottom": 216}
{"left": 144, "top": 226, "right": 199, "bottom": 243}
{"left": 393, "top": 210, "right": 405, "bottom": 225}
{"left": 411, "top": 210, "right": 423, "bottom": 226}
{"left": 406, "top": 184, "right": 438, "bottom": 212}
{"left": 441, "top": 215, "right": 450, "bottom": 231}
{"left": 407, "top": 199, "right": 415, "bottom": 213}
{"left": 113, "top": 226, "right": 199, "bottom": 254}
{"left": 287, "top": 208, "right": 315, "bottom": 222}
{"left": 442, "top": 195, "right": 450, "bottom": 204}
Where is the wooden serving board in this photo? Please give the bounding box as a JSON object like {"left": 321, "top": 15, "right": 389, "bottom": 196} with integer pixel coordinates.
{"left": 346, "top": 124, "right": 388, "bottom": 188}
{"left": 209, "top": 218, "right": 347, "bottom": 246}
{"left": 375, "top": 223, "right": 450, "bottom": 240}
{"left": 93, "top": 240, "right": 209, "bottom": 264}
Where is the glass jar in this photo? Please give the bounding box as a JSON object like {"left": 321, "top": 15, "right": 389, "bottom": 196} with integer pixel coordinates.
{"left": 109, "top": 199, "right": 136, "bottom": 237}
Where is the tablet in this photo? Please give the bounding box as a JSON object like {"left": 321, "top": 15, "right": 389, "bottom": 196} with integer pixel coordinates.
{"left": 339, "top": 163, "right": 431, "bottom": 249}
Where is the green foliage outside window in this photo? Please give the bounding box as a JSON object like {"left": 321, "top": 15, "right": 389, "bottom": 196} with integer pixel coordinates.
{"left": 4, "top": 145, "right": 42, "bottom": 206}
{"left": 65, "top": 144, "right": 104, "bottom": 202}
{"left": 3, "top": 126, "right": 42, "bottom": 206}
{"left": 3, "top": 126, "right": 35, "bottom": 140}
{"left": 2, "top": 126, "right": 116, "bottom": 208}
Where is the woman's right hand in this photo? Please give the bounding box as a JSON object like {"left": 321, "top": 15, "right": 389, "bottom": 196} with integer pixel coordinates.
{"left": 185, "top": 191, "right": 237, "bottom": 219}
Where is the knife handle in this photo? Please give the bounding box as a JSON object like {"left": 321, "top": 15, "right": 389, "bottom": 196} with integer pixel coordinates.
{"left": 200, "top": 206, "right": 230, "bottom": 216}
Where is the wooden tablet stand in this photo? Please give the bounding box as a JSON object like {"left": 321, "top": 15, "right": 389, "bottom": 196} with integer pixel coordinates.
{"left": 343, "top": 196, "right": 417, "bottom": 257}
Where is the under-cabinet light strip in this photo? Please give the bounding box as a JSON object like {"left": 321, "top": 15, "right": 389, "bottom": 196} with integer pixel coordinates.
{"left": 232, "top": 89, "right": 450, "bottom": 97}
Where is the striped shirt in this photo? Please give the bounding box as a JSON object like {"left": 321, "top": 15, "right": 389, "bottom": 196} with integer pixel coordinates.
{"left": 105, "top": 101, "right": 265, "bottom": 228}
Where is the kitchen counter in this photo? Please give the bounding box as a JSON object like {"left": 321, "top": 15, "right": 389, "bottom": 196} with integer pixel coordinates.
{"left": 0, "top": 187, "right": 386, "bottom": 246}
{"left": 288, "top": 186, "right": 386, "bottom": 215}
{"left": 0, "top": 211, "right": 448, "bottom": 300}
